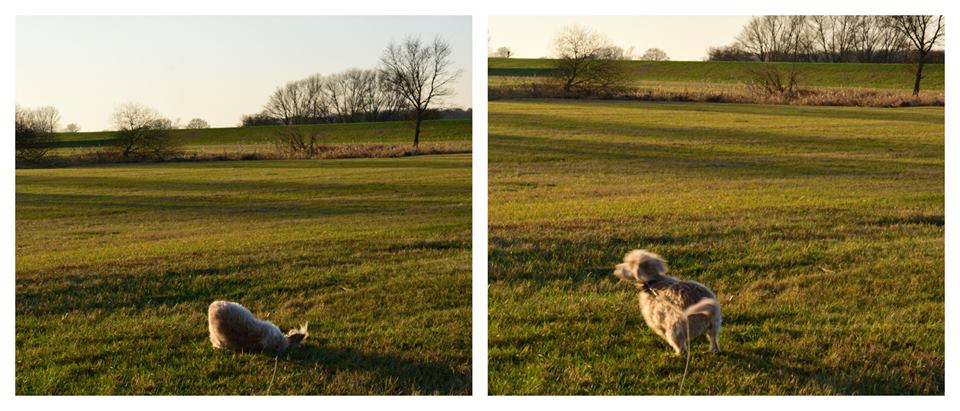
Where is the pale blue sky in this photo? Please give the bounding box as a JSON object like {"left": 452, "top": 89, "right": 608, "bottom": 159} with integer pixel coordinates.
{"left": 16, "top": 16, "right": 472, "bottom": 130}
{"left": 490, "top": 16, "right": 750, "bottom": 61}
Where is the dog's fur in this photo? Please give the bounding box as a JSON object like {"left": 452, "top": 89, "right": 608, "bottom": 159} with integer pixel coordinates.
{"left": 207, "top": 300, "right": 308, "bottom": 354}
{"left": 614, "top": 250, "right": 721, "bottom": 355}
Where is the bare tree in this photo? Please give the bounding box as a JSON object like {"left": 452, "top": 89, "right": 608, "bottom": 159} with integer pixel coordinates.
{"left": 15, "top": 105, "right": 56, "bottom": 162}
{"left": 111, "top": 102, "right": 179, "bottom": 160}
{"left": 640, "top": 48, "right": 670, "bottom": 61}
{"left": 186, "top": 118, "right": 210, "bottom": 129}
{"left": 552, "top": 25, "right": 626, "bottom": 93}
{"left": 890, "top": 15, "right": 945, "bottom": 95}
{"left": 494, "top": 46, "right": 513, "bottom": 58}
{"left": 30, "top": 106, "right": 61, "bottom": 133}
{"left": 367, "top": 70, "right": 408, "bottom": 122}
{"left": 327, "top": 69, "right": 377, "bottom": 123}
{"left": 300, "top": 74, "right": 332, "bottom": 123}
{"left": 64, "top": 123, "right": 81, "bottom": 133}
{"left": 264, "top": 81, "right": 307, "bottom": 125}
{"left": 736, "top": 16, "right": 773, "bottom": 61}
{"left": 380, "top": 36, "right": 461, "bottom": 147}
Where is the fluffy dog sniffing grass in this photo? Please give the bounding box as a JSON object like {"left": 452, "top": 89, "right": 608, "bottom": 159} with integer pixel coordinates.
{"left": 614, "top": 250, "right": 721, "bottom": 356}
{"left": 208, "top": 301, "right": 309, "bottom": 354}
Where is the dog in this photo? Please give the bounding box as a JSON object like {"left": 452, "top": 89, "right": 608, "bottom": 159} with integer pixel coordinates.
{"left": 207, "top": 300, "right": 309, "bottom": 354}
{"left": 613, "top": 249, "right": 721, "bottom": 356}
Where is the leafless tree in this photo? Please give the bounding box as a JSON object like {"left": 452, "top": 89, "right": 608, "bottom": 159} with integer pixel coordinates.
{"left": 30, "top": 106, "right": 61, "bottom": 133}
{"left": 15, "top": 105, "right": 56, "bottom": 162}
{"left": 368, "top": 71, "right": 408, "bottom": 122}
{"left": 736, "top": 16, "right": 776, "bottom": 61}
{"left": 810, "top": 15, "right": 860, "bottom": 62}
{"left": 380, "top": 36, "right": 461, "bottom": 147}
{"left": 326, "top": 69, "right": 376, "bottom": 123}
{"left": 64, "top": 123, "right": 81, "bottom": 133}
{"left": 890, "top": 15, "right": 945, "bottom": 95}
{"left": 552, "top": 25, "right": 626, "bottom": 93}
{"left": 300, "top": 74, "right": 331, "bottom": 122}
{"left": 640, "top": 48, "right": 670, "bottom": 61}
{"left": 111, "top": 102, "right": 180, "bottom": 160}
{"left": 186, "top": 118, "right": 210, "bottom": 129}
{"left": 494, "top": 46, "right": 513, "bottom": 58}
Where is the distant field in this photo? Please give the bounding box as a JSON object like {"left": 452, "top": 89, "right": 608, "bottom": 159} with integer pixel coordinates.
{"left": 488, "top": 99, "right": 944, "bottom": 394}
{"left": 489, "top": 58, "right": 944, "bottom": 91}
{"left": 50, "top": 119, "right": 472, "bottom": 150}
{"left": 16, "top": 154, "right": 472, "bottom": 394}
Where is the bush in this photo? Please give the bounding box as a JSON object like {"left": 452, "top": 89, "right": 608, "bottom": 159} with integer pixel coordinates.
{"left": 274, "top": 127, "right": 321, "bottom": 158}
{"left": 111, "top": 103, "right": 182, "bottom": 161}
{"left": 114, "top": 123, "right": 181, "bottom": 161}
{"left": 747, "top": 65, "right": 804, "bottom": 99}
{"left": 15, "top": 105, "right": 56, "bottom": 162}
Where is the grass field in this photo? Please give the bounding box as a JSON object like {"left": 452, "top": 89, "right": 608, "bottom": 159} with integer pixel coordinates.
{"left": 489, "top": 58, "right": 945, "bottom": 91}
{"left": 16, "top": 154, "right": 472, "bottom": 394}
{"left": 488, "top": 99, "right": 944, "bottom": 394}
{"left": 49, "top": 119, "right": 471, "bottom": 150}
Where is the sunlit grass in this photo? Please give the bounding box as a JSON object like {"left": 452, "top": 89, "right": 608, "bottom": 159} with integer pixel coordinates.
{"left": 16, "top": 154, "right": 472, "bottom": 395}
{"left": 488, "top": 99, "right": 943, "bottom": 395}
{"left": 489, "top": 58, "right": 944, "bottom": 91}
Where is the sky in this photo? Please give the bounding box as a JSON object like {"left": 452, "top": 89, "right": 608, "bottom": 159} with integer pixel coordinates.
{"left": 489, "top": 16, "right": 751, "bottom": 61}
{"left": 16, "top": 16, "right": 472, "bottom": 131}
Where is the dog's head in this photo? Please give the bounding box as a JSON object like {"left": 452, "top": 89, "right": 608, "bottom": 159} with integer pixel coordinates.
{"left": 614, "top": 249, "right": 668, "bottom": 284}
{"left": 285, "top": 322, "right": 309, "bottom": 348}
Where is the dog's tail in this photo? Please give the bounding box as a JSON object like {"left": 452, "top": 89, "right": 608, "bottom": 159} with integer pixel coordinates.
{"left": 684, "top": 298, "right": 718, "bottom": 319}
{"left": 678, "top": 297, "right": 718, "bottom": 395}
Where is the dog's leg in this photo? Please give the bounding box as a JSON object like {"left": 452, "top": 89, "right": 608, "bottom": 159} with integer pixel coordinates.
{"left": 706, "top": 321, "right": 721, "bottom": 353}
{"left": 667, "top": 324, "right": 687, "bottom": 356}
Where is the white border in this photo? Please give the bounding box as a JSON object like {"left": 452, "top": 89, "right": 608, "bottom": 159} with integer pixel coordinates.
{"left": 3, "top": 0, "right": 956, "bottom": 407}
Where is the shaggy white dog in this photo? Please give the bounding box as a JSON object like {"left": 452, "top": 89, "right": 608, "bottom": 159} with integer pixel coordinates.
{"left": 207, "top": 300, "right": 308, "bottom": 353}
{"left": 614, "top": 249, "right": 722, "bottom": 355}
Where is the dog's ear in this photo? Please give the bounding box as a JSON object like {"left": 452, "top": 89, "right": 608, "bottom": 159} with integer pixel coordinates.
{"left": 286, "top": 322, "right": 309, "bottom": 348}
{"left": 638, "top": 252, "right": 668, "bottom": 277}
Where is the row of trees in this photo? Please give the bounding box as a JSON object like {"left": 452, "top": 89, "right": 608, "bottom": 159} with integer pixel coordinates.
{"left": 715, "top": 15, "right": 944, "bottom": 95}
{"left": 15, "top": 102, "right": 211, "bottom": 162}
{"left": 257, "top": 69, "right": 407, "bottom": 126}
{"left": 250, "top": 36, "right": 461, "bottom": 147}
{"left": 716, "top": 15, "right": 944, "bottom": 65}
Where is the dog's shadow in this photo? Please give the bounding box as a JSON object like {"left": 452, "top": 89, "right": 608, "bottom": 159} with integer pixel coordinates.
{"left": 280, "top": 340, "right": 470, "bottom": 394}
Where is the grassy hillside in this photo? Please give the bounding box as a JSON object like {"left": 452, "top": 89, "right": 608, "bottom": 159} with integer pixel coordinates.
{"left": 488, "top": 99, "right": 944, "bottom": 394}
{"left": 489, "top": 58, "right": 945, "bottom": 91}
{"left": 16, "top": 154, "right": 472, "bottom": 394}
{"left": 51, "top": 119, "right": 472, "bottom": 149}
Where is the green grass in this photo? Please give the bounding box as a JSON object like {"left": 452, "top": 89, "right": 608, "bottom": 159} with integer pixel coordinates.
{"left": 488, "top": 99, "right": 943, "bottom": 394}
{"left": 51, "top": 119, "right": 471, "bottom": 149}
{"left": 16, "top": 154, "right": 472, "bottom": 394}
{"left": 489, "top": 58, "right": 945, "bottom": 91}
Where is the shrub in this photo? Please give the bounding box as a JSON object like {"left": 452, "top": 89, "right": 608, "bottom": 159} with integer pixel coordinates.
{"left": 15, "top": 105, "right": 56, "bottom": 162}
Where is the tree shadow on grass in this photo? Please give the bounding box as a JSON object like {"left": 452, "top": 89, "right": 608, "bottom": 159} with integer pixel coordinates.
{"left": 284, "top": 343, "right": 471, "bottom": 395}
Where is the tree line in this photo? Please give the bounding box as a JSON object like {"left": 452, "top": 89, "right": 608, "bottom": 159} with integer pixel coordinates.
{"left": 17, "top": 35, "right": 461, "bottom": 163}
{"left": 248, "top": 69, "right": 408, "bottom": 126}
{"left": 710, "top": 15, "right": 944, "bottom": 65}
{"left": 243, "top": 36, "right": 462, "bottom": 147}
